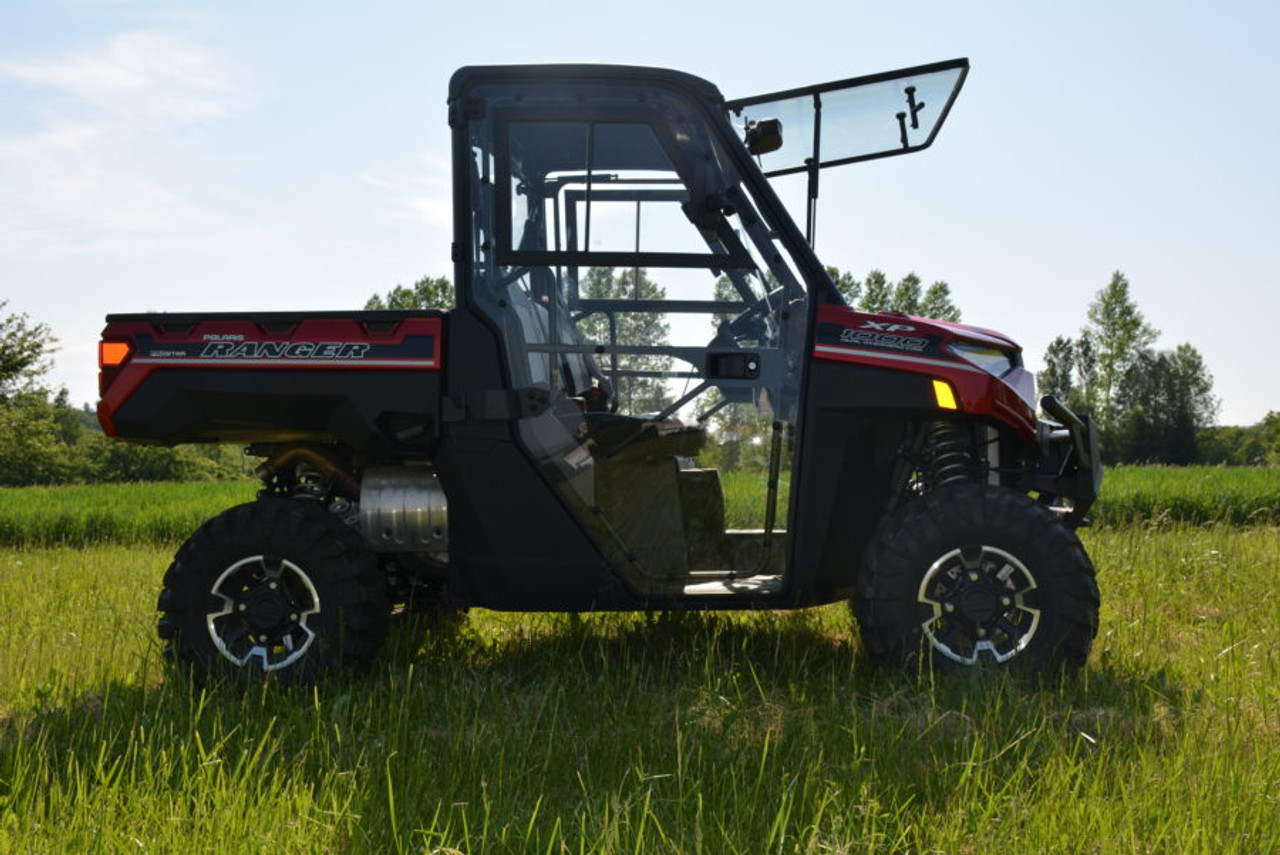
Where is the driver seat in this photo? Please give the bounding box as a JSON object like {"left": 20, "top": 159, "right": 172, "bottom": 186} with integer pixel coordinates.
{"left": 514, "top": 268, "right": 707, "bottom": 460}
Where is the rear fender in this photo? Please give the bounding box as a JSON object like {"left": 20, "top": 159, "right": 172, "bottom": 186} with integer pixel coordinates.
{"left": 97, "top": 312, "right": 444, "bottom": 453}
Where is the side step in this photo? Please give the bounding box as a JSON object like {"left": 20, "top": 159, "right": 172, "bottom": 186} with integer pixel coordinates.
{"left": 682, "top": 574, "right": 783, "bottom": 597}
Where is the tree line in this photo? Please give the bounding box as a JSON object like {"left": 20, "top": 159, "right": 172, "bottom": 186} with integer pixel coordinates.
{"left": 1035, "top": 271, "right": 1273, "bottom": 464}
{"left": 0, "top": 300, "right": 250, "bottom": 486}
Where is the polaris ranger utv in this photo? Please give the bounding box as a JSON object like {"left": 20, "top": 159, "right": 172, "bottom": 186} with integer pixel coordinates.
{"left": 97, "top": 59, "right": 1101, "bottom": 682}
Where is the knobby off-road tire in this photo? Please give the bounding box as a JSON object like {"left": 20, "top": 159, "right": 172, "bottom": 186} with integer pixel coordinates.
{"left": 854, "top": 482, "right": 1099, "bottom": 677}
{"left": 157, "top": 499, "right": 389, "bottom": 684}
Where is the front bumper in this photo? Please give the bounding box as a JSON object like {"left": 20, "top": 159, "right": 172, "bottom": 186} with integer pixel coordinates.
{"left": 1033, "top": 395, "right": 1103, "bottom": 525}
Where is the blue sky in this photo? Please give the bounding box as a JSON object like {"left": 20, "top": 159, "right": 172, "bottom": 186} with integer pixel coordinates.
{"left": 2, "top": 0, "right": 1277, "bottom": 425}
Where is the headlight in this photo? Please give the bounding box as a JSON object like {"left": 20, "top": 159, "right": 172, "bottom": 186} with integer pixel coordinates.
{"left": 948, "top": 341, "right": 1036, "bottom": 408}
{"left": 947, "top": 341, "right": 1015, "bottom": 377}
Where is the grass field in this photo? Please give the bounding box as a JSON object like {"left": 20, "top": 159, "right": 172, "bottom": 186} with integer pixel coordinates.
{"left": 720, "top": 464, "right": 1278, "bottom": 529}
{"left": 0, "top": 480, "right": 257, "bottom": 548}
{"left": 1089, "top": 465, "right": 1278, "bottom": 526}
{"left": 0, "top": 464, "right": 1273, "bottom": 548}
{"left": 0, "top": 471, "right": 1276, "bottom": 852}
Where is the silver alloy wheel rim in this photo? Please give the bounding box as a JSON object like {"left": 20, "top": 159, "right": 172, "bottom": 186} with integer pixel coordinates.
{"left": 206, "top": 555, "right": 321, "bottom": 671}
{"left": 917, "top": 545, "right": 1040, "bottom": 665}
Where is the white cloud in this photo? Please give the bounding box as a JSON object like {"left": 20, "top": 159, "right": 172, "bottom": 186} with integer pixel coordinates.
{"left": 400, "top": 192, "right": 453, "bottom": 228}
{"left": 0, "top": 30, "right": 251, "bottom": 255}
{"left": 0, "top": 120, "right": 205, "bottom": 255}
{"left": 0, "top": 123, "right": 190, "bottom": 237}
{"left": 2, "top": 30, "right": 244, "bottom": 125}
{"left": 361, "top": 152, "right": 453, "bottom": 228}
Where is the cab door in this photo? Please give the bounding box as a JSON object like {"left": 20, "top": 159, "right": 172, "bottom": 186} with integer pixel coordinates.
{"left": 451, "top": 67, "right": 815, "bottom": 598}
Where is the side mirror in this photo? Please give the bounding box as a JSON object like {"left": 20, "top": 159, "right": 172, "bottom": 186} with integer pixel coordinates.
{"left": 744, "top": 118, "right": 783, "bottom": 155}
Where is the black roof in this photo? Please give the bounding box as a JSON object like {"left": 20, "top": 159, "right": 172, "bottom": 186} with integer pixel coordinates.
{"left": 448, "top": 64, "right": 725, "bottom": 107}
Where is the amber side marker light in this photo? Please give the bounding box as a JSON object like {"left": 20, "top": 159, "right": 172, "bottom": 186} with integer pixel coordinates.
{"left": 932, "top": 378, "right": 958, "bottom": 410}
{"left": 99, "top": 341, "right": 132, "bottom": 368}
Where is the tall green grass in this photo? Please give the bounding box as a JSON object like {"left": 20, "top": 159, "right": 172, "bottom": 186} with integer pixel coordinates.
{"left": 0, "top": 526, "right": 1275, "bottom": 853}
{"left": 0, "top": 466, "right": 1271, "bottom": 549}
{"left": 721, "top": 464, "right": 1278, "bottom": 529}
{"left": 1092, "top": 465, "right": 1277, "bottom": 526}
{"left": 0, "top": 481, "right": 256, "bottom": 547}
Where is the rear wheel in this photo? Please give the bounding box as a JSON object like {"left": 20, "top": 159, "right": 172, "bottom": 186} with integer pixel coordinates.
{"left": 854, "top": 482, "right": 1099, "bottom": 676}
{"left": 157, "top": 499, "right": 389, "bottom": 683}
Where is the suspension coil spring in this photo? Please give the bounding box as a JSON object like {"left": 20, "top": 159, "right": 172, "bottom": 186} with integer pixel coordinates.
{"left": 926, "top": 421, "right": 971, "bottom": 487}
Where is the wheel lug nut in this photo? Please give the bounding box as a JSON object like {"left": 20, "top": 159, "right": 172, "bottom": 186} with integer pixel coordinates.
{"left": 290, "top": 613, "right": 299, "bottom": 622}
{"left": 269, "top": 582, "right": 278, "bottom": 590}
{"left": 976, "top": 627, "right": 987, "bottom": 638}
{"left": 238, "top": 604, "right": 247, "bottom": 612}
{"left": 944, "top": 602, "right": 956, "bottom": 613}
{"left": 968, "top": 572, "right": 980, "bottom": 582}
{"left": 1001, "top": 597, "right": 1012, "bottom": 607}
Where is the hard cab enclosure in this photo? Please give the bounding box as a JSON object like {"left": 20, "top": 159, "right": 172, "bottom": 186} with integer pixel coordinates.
{"left": 98, "top": 60, "right": 1101, "bottom": 679}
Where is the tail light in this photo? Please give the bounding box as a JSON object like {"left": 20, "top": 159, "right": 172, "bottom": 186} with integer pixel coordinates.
{"left": 98, "top": 340, "right": 132, "bottom": 396}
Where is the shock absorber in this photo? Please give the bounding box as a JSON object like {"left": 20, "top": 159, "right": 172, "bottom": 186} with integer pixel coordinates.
{"left": 926, "top": 421, "right": 972, "bottom": 487}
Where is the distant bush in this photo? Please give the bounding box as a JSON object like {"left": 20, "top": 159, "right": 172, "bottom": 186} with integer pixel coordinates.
{"left": 1197, "top": 411, "right": 1279, "bottom": 466}
{"left": 0, "top": 396, "right": 251, "bottom": 487}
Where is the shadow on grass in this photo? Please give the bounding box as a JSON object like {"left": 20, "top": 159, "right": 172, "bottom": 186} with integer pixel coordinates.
{"left": 0, "top": 611, "right": 1204, "bottom": 851}
{"left": 394, "top": 607, "right": 1199, "bottom": 714}
{"left": 2, "top": 608, "right": 1199, "bottom": 756}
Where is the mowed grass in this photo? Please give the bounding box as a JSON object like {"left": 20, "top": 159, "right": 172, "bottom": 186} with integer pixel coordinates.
{"left": 1, "top": 523, "right": 1276, "bottom": 853}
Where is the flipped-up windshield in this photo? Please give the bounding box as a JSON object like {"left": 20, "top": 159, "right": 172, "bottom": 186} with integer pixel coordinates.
{"left": 726, "top": 58, "right": 968, "bottom": 176}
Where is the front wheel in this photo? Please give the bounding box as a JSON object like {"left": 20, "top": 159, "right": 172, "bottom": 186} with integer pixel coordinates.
{"left": 157, "top": 499, "right": 389, "bottom": 683}
{"left": 854, "top": 482, "right": 1099, "bottom": 676}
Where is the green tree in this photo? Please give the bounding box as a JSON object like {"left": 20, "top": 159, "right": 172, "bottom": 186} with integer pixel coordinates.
{"left": 80, "top": 433, "right": 244, "bottom": 482}
{"left": 1083, "top": 271, "right": 1157, "bottom": 430}
{"left": 1111, "top": 344, "right": 1218, "bottom": 464}
{"left": 1040, "top": 272, "right": 1217, "bottom": 463}
{"left": 0, "top": 302, "right": 69, "bottom": 484}
{"left": 825, "top": 268, "right": 961, "bottom": 321}
{"left": 0, "top": 300, "right": 56, "bottom": 398}
{"left": 1164, "top": 344, "right": 1218, "bottom": 433}
{"left": 364, "top": 275, "right": 454, "bottom": 310}
{"left": 891, "top": 273, "right": 922, "bottom": 316}
{"left": 0, "top": 302, "right": 251, "bottom": 486}
{"left": 860, "top": 270, "right": 892, "bottom": 312}
{"left": 826, "top": 267, "right": 862, "bottom": 305}
{"left": 1038, "top": 335, "right": 1076, "bottom": 403}
{"left": 0, "top": 391, "right": 74, "bottom": 485}
{"left": 1199, "top": 411, "right": 1278, "bottom": 465}
{"left": 1070, "top": 334, "right": 1098, "bottom": 416}
{"left": 919, "top": 281, "right": 962, "bottom": 322}
{"left": 1258, "top": 411, "right": 1280, "bottom": 465}
{"left": 578, "top": 267, "right": 672, "bottom": 413}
